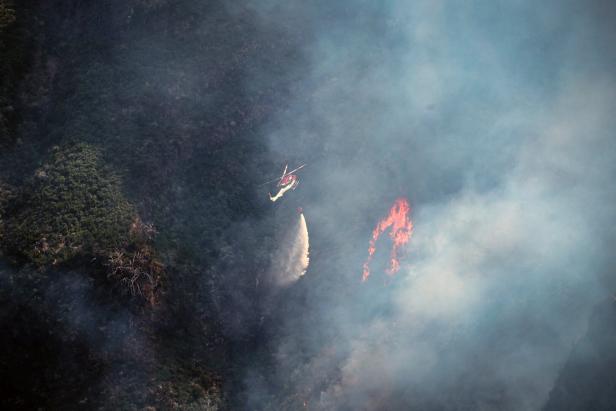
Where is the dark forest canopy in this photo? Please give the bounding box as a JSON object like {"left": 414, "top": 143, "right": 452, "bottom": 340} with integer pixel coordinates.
{"left": 3, "top": 143, "right": 135, "bottom": 265}
{"left": 0, "top": 1, "right": 282, "bottom": 408}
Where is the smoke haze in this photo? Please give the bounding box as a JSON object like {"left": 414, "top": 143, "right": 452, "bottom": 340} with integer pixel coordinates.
{"left": 2, "top": 0, "right": 615, "bottom": 409}
{"left": 240, "top": 0, "right": 616, "bottom": 409}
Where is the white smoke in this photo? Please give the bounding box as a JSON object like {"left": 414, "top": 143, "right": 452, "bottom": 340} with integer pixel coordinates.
{"left": 240, "top": 1, "right": 616, "bottom": 409}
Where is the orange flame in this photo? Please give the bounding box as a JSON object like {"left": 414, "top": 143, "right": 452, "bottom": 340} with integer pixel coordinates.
{"left": 362, "top": 198, "right": 413, "bottom": 282}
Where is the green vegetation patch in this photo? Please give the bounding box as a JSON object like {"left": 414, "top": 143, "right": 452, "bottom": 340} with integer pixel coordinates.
{"left": 3, "top": 143, "right": 135, "bottom": 265}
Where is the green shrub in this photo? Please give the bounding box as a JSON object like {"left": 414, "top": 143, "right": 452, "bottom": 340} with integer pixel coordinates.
{"left": 3, "top": 143, "right": 135, "bottom": 265}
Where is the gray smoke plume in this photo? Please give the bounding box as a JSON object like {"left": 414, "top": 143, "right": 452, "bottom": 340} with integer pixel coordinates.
{"left": 240, "top": 0, "right": 616, "bottom": 409}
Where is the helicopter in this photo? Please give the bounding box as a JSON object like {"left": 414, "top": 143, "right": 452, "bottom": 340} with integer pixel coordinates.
{"left": 260, "top": 163, "right": 306, "bottom": 202}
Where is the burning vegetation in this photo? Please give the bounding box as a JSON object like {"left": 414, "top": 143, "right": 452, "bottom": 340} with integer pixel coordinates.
{"left": 362, "top": 198, "right": 413, "bottom": 282}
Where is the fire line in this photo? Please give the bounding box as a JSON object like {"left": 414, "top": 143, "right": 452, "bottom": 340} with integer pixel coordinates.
{"left": 362, "top": 198, "right": 413, "bottom": 282}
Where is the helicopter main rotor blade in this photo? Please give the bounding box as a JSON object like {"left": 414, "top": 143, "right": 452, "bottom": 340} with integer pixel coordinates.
{"left": 257, "top": 164, "right": 307, "bottom": 186}
{"left": 258, "top": 176, "right": 283, "bottom": 186}
{"left": 283, "top": 164, "right": 307, "bottom": 176}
